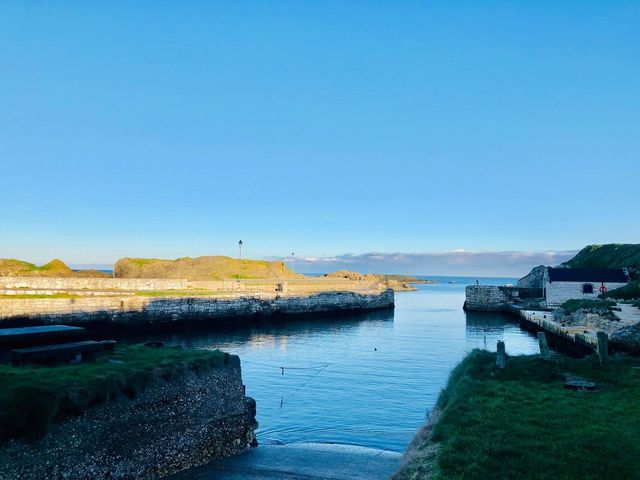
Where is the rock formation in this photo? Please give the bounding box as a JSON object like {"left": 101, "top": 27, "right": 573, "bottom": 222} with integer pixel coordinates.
{"left": 0, "top": 259, "right": 109, "bottom": 278}
{"left": 114, "top": 256, "right": 300, "bottom": 281}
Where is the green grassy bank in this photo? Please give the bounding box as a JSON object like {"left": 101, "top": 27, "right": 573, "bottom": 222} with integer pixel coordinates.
{"left": 0, "top": 345, "right": 225, "bottom": 444}
{"left": 396, "top": 350, "right": 640, "bottom": 480}
{"left": 602, "top": 281, "right": 640, "bottom": 301}
{"left": 560, "top": 298, "right": 615, "bottom": 313}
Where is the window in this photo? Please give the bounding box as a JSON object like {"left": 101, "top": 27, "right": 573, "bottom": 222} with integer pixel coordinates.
{"left": 582, "top": 283, "right": 594, "bottom": 294}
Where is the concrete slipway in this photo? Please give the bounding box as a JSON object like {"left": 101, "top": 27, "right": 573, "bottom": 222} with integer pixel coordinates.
{"left": 170, "top": 442, "right": 401, "bottom": 480}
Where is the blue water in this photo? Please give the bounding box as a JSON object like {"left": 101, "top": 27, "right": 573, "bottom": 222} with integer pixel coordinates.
{"left": 119, "top": 276, "right": 539, "bottom": 452}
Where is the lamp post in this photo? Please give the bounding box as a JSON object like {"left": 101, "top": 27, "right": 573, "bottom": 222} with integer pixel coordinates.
{"left": 291, "top": 252, "right": 295, "bottom": 274}
{"left": 238, "top": 240, "right": 243, "bottom": 260}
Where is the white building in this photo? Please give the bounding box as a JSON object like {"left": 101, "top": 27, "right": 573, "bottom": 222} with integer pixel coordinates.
{"left": 543, "top": 268, "right": 628, "bottom": 307}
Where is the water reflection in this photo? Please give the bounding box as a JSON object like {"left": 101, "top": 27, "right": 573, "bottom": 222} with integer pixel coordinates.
{"left": 465, "top": 310, "right": 539, "bottom": 354}
{"left": 113, "top": 308, "right": 395, "bottom": 351}
{"left": 115, "top": 278, "right": 539, "bottom": 452}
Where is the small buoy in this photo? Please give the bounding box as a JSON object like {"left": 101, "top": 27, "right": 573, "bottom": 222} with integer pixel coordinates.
{"left": 374, "top": 348, "right": 377, "bottom": 351}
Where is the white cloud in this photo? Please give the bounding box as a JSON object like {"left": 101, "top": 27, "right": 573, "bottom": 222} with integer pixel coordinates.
{"left": 285, "top": 250, "right": 578, "bottom": 277}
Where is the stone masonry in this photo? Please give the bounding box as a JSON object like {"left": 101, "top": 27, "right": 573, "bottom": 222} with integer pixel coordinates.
{"left": 463, "top": 286, "right": 509, "bottom": 312}
{"left": 0, "top": 277, "right": 187, "bottom": 291}
{"left": 0, "top": 289, "right": 395, "bottom": 328}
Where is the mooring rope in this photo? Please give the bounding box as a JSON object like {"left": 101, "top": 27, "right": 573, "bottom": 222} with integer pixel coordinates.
{"left": 242, "top": 360, "right": 331, "bottom": 372}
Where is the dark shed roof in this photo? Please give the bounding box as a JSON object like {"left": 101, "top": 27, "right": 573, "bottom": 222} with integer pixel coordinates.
{"left": 547, "top": 268, "right": 628, "bottom": 283}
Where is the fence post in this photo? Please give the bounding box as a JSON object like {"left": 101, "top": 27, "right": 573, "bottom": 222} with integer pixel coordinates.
{"left": 496, "top": 341, "right": 506, "bottom": 369}
{"left": 537, "top": 332, "right": 549, "bottom": 358}
{"left": 596, "top": 331, "right": 609, "bottom": 366}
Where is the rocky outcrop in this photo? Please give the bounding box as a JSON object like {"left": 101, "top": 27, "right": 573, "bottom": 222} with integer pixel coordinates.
{"left": 517, "top": 265, "right": 547, "bottom": 288}
{"left": 552, "top": 307, "right": 620, "bottom": 332}
{"left": 610, "top": 324, "right": 640, "bottom": 353}
{"left": 0, "top": 355, "right": 257, "bottom": 480}
{"left": 114, "top": 256, "right": 300, "bottom": 281}
{"left": 324, "top": 270, "right": 433, "bottom": 292}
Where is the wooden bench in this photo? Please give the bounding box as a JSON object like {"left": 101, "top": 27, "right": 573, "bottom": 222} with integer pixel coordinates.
{"left": 9, "top": 340, "right": 116, "bottom": 366}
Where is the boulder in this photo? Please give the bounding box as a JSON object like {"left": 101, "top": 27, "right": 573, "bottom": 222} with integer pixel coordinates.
{"left": 610, "top": 323, "right": 640, "bottom": 353}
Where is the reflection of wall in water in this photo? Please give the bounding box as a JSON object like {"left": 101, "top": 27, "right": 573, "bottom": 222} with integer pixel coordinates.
{"left": 465, "top": 311, "right": 510, "bottom": 333}
{"left": 111, "top": 307, "right": 395, "bottom": 350}
{"left": 465, "top": 311, "right": 539, "bottom": 352}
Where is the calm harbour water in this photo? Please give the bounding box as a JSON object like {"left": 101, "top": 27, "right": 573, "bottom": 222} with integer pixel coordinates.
{"left": 119, "top": 276, "right": 540, "bottom": 452}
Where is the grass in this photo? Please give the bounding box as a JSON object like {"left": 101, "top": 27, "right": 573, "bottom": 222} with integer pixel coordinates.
{"left": 602, "top": 281, "right": 640, "bottom": 301}
{"left": 562, "top": 243, "right": 640, "bottom": 270}
{"left": 29, "top": 259, "right": 69, "bottom": 272}
{"left": 396, "top": 350, "right": 640, "bottom": 480}
{"left": 560, "top": 298, "right": 616, "bottom": 313}
{"left": 114, "top": 255, "right": 296, "bottom": 281}
{"left": 0, "top": 344, "right": 225, "bottom": 444}
{"left": 130, "top": 258, "right": 158, "bottom": 267}
{"left": 0, "top": 258, "right": 110, "bottom": 278}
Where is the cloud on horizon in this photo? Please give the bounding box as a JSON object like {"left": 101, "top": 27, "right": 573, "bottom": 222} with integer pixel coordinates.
{"left": 288, "top": 250, "right": 578, "bottom": 277}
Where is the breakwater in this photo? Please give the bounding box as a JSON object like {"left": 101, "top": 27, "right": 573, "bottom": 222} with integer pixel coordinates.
{"left": 0, "top": 289, "right": 395, "bottom": 329}
{"left": 0, "top": 354, "right": 257, "bottom": 480}
{"left": 463, "top": 285, "right": 510, "bottom": 312}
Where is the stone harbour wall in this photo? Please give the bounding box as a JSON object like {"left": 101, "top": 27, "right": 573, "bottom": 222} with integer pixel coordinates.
{"left": 0, "top": 355, "right": 257, "bottom": 480}
{"left": 0, "top": 289, "right": 395, "bottom": 328}
{"left": 0, "top": 276, "right": 188, "bottom": 291}
{"left": 464, "top": 286, "right": 509, "bottom": 312}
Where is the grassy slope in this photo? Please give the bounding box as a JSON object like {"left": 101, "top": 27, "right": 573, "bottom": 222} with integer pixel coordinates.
{"left": 114, "top": 256, "right": 299, "bottom": 281}
{"left": 562, "top": 244, "right": 640, "bottom": 270}
{"left": 397, "top": 350, "right": 640, "bottom": 480}
{"left": 560, "top": 298, "right": 615, "bottom": 313}
{"left": 0, "top": 258, "right": 109, "bottom": 278}
{"left": 601, "top": 281, "right": 640, "bottom": 300}
{"left": 0, "top": 345, "right": 224, "bottom": 443}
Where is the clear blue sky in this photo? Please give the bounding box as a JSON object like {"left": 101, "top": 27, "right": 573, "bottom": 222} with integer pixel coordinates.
{"left": 1, "top": 2, "right": 638, "bottom": 274}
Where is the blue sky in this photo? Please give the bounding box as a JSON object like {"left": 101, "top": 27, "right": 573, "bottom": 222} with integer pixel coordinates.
{"left": 1, "top": 2, "right": 638, "bottom": 275}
